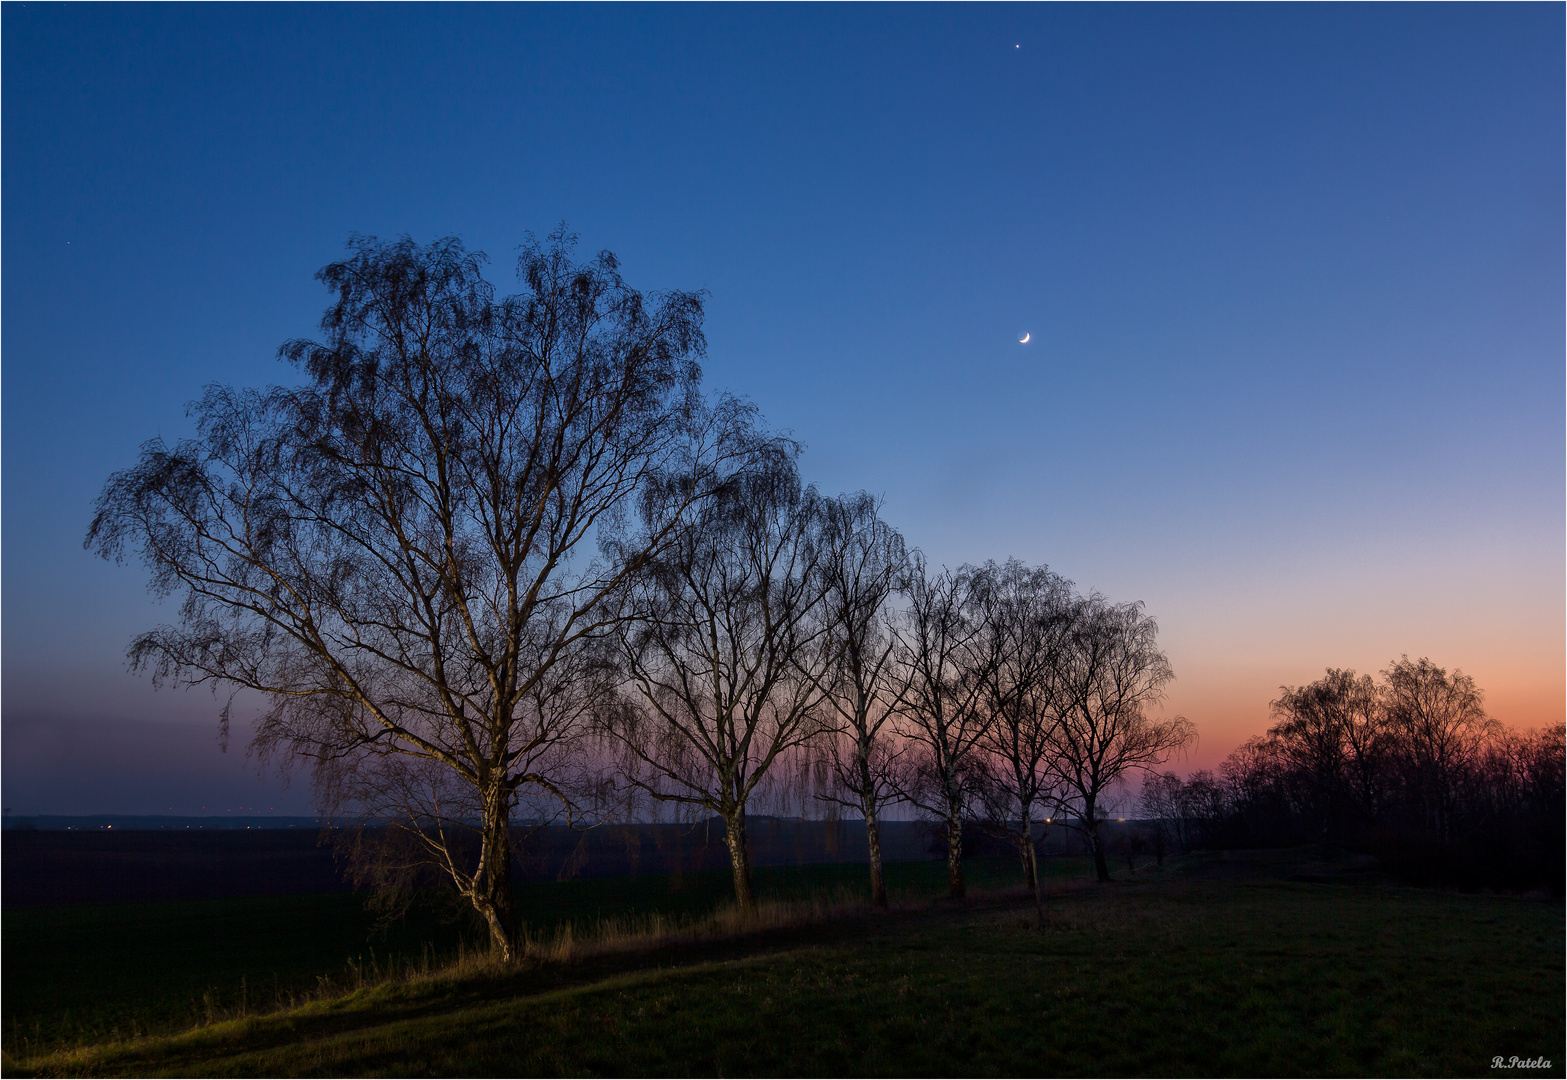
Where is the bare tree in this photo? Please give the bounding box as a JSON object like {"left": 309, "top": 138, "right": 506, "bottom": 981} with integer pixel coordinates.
{"left": 966, "top": 559, "right": 1074, "bottom": 914}
{"left": 811, "top": 493, "right": 908, "bottom": 908}
{"left": 1137, "top": 771, "right": 1188, "bottom": 856}
{"left": 1381, "top": 655, "right": 1498, "bottom": 843}
{"left": 603, "top": 448, "right": 829, "bottom": 911}
{"left": 891, "top": 558, "right": 992, "bottom": 900}
{"left": 1048, "top": 595, "right": 1195, "bottom": 883}
{"left": 1268, "top": 667, "right": 1390, "bottom": 850}
{"left": 86, "top": 229, "right": 752, "bottom": 959}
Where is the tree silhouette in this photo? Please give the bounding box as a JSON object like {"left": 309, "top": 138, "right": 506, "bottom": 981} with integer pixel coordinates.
{"left": 87, "top": 228, "right": 754, "bottom": 958}
{"left": 812, "top": 493, "right": 908, "bottom": 908}
{"left": 1048, "top": 596, "right": 1194, "bottom": 883}
{"left": 602, "top": 448, "right": 828, "bottom": 911}
{"left": 966, "top": 559, "right": 1074, "bottom": 915}
{"left": 892, "top": 559, "right": 991, "bottom": 900}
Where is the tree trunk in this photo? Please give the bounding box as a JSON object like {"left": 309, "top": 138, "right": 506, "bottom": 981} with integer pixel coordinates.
{"left": 858, "top": 755, "right": 888, "bottom": 908}
{"left": 1019, "top": 806, "right": 1044, "bottom": 923}
{"left": 1083, "top": 808, "right": 1111, "bottom": 883}
{"left": 945, "top": 805, "right": 966, "bottom": 900}
{"left": 723, "top": 809, "right": 756, "bottom": 912}
{"left": 476, "top": 799, "right": 518, "bottom": 960}
{"left": 865, "top": 816, "right": 888, "bottom": 908}
{"left": 1018, "top": 806, "right": 1038, "bottom": 892}
{"left": 1092, "top": 838, "right": 1111, "bottom": 883}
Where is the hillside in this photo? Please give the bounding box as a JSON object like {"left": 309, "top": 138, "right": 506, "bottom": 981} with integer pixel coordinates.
{"left": 7, "top": 853, "right": 1562, "bottom": 1078}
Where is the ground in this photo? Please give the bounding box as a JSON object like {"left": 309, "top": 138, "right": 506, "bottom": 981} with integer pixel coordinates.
{"left": 5, "top": 852, "right": 1562, "bottom": 1077}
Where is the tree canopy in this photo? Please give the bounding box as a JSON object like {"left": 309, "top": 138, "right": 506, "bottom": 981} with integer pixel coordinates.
{"left": 88, "top": 229, "right": 760, "bottom": 957}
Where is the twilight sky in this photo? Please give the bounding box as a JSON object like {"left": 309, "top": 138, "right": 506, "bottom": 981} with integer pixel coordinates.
{"left": 4, "top": 5, "right": 1561, "bottom": 815}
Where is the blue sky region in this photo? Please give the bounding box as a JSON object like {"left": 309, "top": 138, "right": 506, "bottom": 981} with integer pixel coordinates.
{"left": 3, "top": 4, "right": 1561, "bottom": 814}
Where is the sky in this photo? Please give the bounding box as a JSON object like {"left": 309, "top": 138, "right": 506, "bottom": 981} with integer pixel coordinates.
{"left": 3, "top": 4, "right": 1561, "bottom": 815}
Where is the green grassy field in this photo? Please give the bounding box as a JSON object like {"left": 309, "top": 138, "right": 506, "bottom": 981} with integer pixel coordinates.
{"left": 6, "top": 854, "right": 1564, "bottom": 1078}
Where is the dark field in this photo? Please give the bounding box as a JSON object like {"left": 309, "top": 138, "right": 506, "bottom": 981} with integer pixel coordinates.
{"left": 5, "top": 846, "right": 1563, "bottom": 1078}
{"left": 4, "top": 852, "right": 1036, "bottom": 1056}
{"left": 2, "top": 830, "right": 348, "bottom": 907}
{"left": 1, "top": 819, "right": 1021, "bottom": 906}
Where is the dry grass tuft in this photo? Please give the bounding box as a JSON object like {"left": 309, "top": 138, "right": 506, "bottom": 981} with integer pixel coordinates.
{"left": 516, "top": 882, "right": 870, "bottom": 964}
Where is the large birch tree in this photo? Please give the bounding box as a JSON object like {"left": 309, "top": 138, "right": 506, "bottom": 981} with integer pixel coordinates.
{"left": 86, "top": 229, "right": 753, "bottom": 958}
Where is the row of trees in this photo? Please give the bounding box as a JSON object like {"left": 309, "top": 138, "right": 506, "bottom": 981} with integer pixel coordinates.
{"left": 89, "top": 231, "right": 1193, "bottom": 959}
{"left": 604, "top": 496, "right": 1193, "bottom": 914}
{"left": 1139, "top": 660, "right": 1564, "bottom": 890}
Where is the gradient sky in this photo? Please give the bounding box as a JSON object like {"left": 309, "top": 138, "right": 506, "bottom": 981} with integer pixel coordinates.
{"left": 4, "top": 4, "right": 1561, "bottom": 815}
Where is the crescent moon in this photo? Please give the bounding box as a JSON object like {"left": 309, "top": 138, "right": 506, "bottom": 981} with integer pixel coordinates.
{"left": 1019, "top": 332, "right": 1030, "bottom": 344}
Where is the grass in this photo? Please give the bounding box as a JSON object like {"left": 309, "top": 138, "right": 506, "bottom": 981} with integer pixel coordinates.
{"left": 4, "top": 892, "right": 463, "bottom": 1051}
{"left": 2, "top": 855, "right": 1049, "bottom": 1055}
{"left": 6, "top": 853, "right": 1563, "bottom": 1077}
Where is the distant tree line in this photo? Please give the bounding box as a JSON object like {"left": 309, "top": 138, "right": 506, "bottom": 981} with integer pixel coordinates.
{"left": 1139, "top": 660, "right": 1564, "bottom": 891}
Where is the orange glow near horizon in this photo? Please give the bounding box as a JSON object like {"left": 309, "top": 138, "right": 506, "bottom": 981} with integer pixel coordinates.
{"left": 1161, "top": 656, "right": 1565, "bottom": 775}
{"left": 1093, "top": 530, "right": 1567, "bottom": 777}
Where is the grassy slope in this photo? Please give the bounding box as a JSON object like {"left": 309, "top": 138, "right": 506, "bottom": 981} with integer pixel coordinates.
{"left": 3, "top": 893, "right": 468, "bottom": 1047}
{"left": 4, "top": 857, "right": 1033, "bottom": 1052}
{"left": 10, "top": 862, "right": 1564, "bottom": 1078}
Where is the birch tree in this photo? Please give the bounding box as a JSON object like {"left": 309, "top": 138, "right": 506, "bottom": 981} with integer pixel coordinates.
{"left": 604, "top": 449, "right": 830, "bottom": 911}
{"left": 1048, "top": 596, "right": 1195, "bottom": 883}
{"left": 812, "top": 493, "right": 908, "bottom": 908}
{"left": 966, "top": 559, "right": 1073, "bottom": 913}
{"left": 86, "top": 229, "right": 752, "bottom": 959}
{"left": 892, "top": 558, "right": 992, "bottom": 900}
